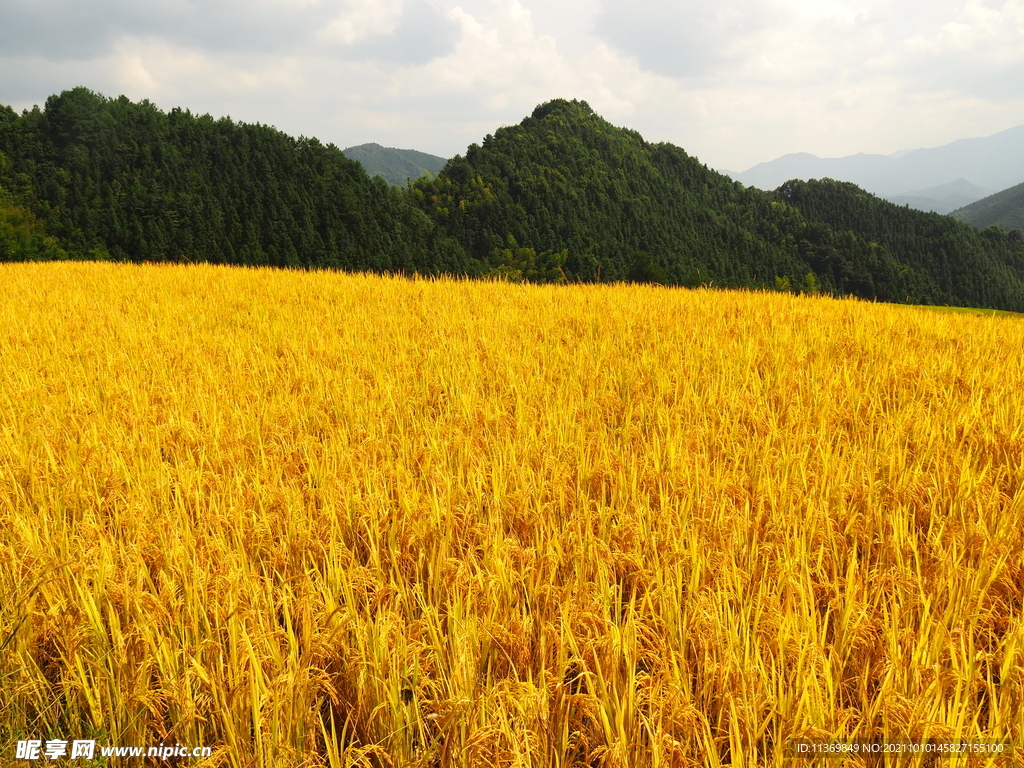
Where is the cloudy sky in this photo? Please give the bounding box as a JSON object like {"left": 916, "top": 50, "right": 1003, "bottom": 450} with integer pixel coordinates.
{"left": 1, "top": 0, "right": 1022, "bottom": 171}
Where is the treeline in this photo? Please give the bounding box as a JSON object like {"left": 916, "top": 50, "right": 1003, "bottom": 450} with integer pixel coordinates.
{"left": 409, "top": 100, "right": 807, "bottom": 286}
{"left": 0, "top": 88, "right": 472, "bottom": 274}
{"left": 3, "top": 89, "right": 1024, "bottom": 311}
{"left": 777, "top": 178, "right": 1024, "bottom": 311}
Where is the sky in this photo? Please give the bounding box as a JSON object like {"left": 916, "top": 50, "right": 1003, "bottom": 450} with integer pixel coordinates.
{"left": 1, "top": 0, "right": 1023, "bottom": 171}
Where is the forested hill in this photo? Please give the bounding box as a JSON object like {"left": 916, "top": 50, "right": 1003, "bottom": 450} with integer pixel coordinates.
{"left": 950, "top": 182, "right": 1024, "bottom": 232}
{"left": 778, "top": 179, "right": 1024, "bottom": 311}
{"left": 410, "top": 99, "right": 1024, "bottom": 310}
{"left": 342, "top": 143, "right": 447, "bottom": 186}
{"left": 410, "top": 98, "right": 826, "bottom": 288}
{"left": 0, "top": 87, "right": 473, "bottom": 273}
{"left": 3, "top": 89, "right": 1024, "bottom": 311}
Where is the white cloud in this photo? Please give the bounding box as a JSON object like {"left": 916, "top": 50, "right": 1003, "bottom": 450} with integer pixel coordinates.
{"left": 594, "top": 0, "right": 789, "bottom": 80}
{"left": 317, "top": 0, "right": 405, "bottom": 45}
{"left": 900, "top": 0, "right": 1024, "bottom": 99}
{"left": 354, "top": 0, "right": 663, "bottom": 139}
{"left": 0, "top": 0, "right": 458, "bottom": 62}
{"left": 581, "top": 0, "right": 1024, "bottom": 167}
{"left": 108, "top": 41, "right": 308, "bottom": 104}
{"left": 2, "top": 0, "right": 1023, "bottom": 171}
{"left": 906, "top": 0, "right": 1024, "bottom": 54}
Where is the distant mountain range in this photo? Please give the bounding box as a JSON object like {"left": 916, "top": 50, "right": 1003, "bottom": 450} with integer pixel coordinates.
{"left": 951, "top": 182, "right": 1024, "bottom": 232}
{"left": 725, "top": 124, "right": 1024, "bottom": 214}
{"left": 886, "top": 178, "right": 995, "bottom": 215}
{"left": 342, "top": 143, "right": 447, "bottom": 186}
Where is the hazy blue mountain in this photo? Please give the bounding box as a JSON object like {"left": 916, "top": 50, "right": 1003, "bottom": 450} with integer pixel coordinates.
{"left": 884, "top": 178, "right": 993, "bottom": 214}
{"left": 726, "top": 124, "right": 1024, "bottom": 207}
{"left": 342, "top": 143, "right": 447, "bottom": 186}
{"left": 728, "top": 151, "right": 894, "bottom": 192}
{"left": 950, "top": 181, "right": 1024, "bottom": 232}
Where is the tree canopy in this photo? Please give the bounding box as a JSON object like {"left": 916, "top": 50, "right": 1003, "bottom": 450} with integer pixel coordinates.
{"left": 0, "top": 87, "right": 471, "bottom": 274}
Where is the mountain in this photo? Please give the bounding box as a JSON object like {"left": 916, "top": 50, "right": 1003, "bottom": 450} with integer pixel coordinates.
{"left": 412, "top": 99, "right": 813, "bottom": 287}
{"left": 885, "top": 178, "right": 994, "bottom": 215}
{"left": 729, "top": 151, "right": 894, "bottom": 193}
{"left": 3, "top": 89, "right": 1024, "bottom": 312}
{"left": 951, "top": 182, "right": 1024, "bottom": 232}
{"left": 728, "top": 124, "right": 1024, "bottom": 208}
{"left": 410, "top": 99, "right": 1024, "bottom": 310}
{"left": 773, "top": 177, "right": 1024, "bottom": 311}
{"left": 0, "top": 87, "right": 470, "bottom": 273}
{"left": 342, "top": 143, "right": 447, "bottom": 186}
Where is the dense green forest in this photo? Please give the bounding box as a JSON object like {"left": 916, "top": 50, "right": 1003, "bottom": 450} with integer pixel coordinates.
{"left": 777, "top": 178, "right": 1024, "bottom": 311}
{"left": 410, "top": 101, "right": 892, "bottom": 295}
{"left": 409, "top": 99, "right": 1024, "bottom": 308}
{"left": 0, "top": 156, "right": 68, "bottom": 262}
{"left": 3, "top": 89, "right": 1024, "bottom": 311}
{"left": 0, "top": 143, "right": 68, "bottom": 261}
{"left": 951, "top": 181, "right": 1024, "bottom": 232}
{"left": 0, "top": 88, "right": 473, "bottom": 273}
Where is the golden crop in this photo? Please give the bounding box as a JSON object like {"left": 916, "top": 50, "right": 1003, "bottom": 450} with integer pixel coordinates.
{"left": 1, "top": 262, "right": 1022, "bottom": 767}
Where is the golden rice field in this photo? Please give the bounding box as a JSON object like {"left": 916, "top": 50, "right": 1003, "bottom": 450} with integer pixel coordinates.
{"left": 1, "top": 261, "right": 1023, "bottom": 767}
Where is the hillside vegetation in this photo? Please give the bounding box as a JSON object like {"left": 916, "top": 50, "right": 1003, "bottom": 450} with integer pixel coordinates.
{"left": 3, "top": 90, "right": 1024, "bottom": 311}
{"left": 776, "top": 178, "right": 1024, "bottom": 312}
{"left": 412, "top": 100, "right": 816, "bottom": 287}
{"left": 2, "top": 262, "right": 1022, "bottom": 767}
{"left": 342, "top": 142, "right": 447, "bottom": 186}
{"left": 0, "top": 88, "right": 470, "bottom": 274}
{"left": 412, "top": 100, "right": 1024, "bottom": 309}
{"left": 0, "top": 156, "right": 67, "bottom": 262}
{"left": 951, "top": 181, "right": 1024, "bottom": 233}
